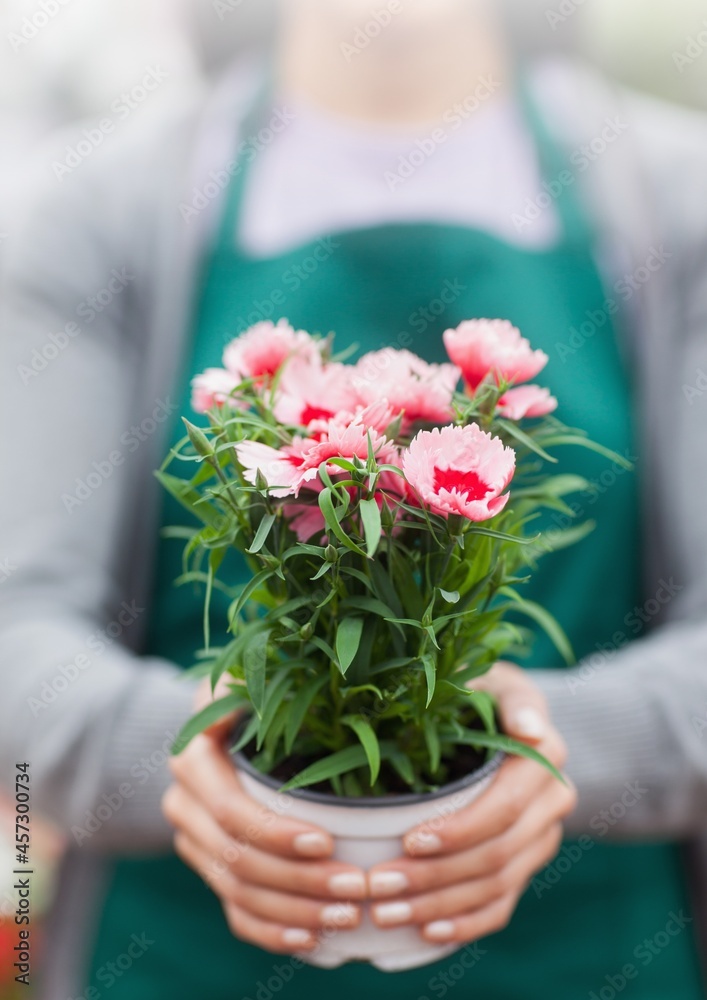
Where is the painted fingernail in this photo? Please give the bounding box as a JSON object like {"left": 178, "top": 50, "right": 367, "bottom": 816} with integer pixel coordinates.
{"left": 369, "top": 871, "right": 410, "bottom": 897}
{"left": 425, "top": 920, "right": 456, "bottom": 942}
{"left": 328, "top": 872, "right": 367, "bottom": 898}
{"left": 282, "top": 928, "right": 312, "bottom": 947}
{"left": 405, "top": 830, "right": 443, "bottom": 855}
{"left": 294, "top": 832, "right": 329, "bottom": 857}
{"left": 373, "top": 901, "right": 413, "bottom": 926}
{"left": 513, "top": 707, "right": 546, "bottom": 740}
{"left": 321, "top": 903, "right": 359, "bottom": 927}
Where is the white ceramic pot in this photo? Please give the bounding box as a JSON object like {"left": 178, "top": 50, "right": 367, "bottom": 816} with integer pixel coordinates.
{"left": 233, "top": 746, "right": 504, "bottom": 972}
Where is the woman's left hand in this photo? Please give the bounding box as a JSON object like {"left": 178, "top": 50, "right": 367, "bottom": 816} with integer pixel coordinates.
{"left": 367, "top": 662, "right": 577, "bottom": 946}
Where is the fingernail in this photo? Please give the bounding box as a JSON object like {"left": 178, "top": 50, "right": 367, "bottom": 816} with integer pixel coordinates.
{"left": 405, "top": 830, "right": 442, "bottom": 856}
{"left": 373, "top": 901, "right": 413, "bottom": 926}
{"left": 369, "top": 871, "right": 410, "bottom": 897}
{"left": 321, "top": 902, "right": 359, "bottom": 927}
{"left": 294, "top": 832, "right": 329, "bottom": 857}
{"left": 328, "top": 872, "right": 367, "bottom": 898}
{"left": 425, "top": 920, "right": 456, "bottom": 942}
{"left": 282, "top": 928, "right": 312, "bottom": 947}
{"left": 513, "top": 707, "right": 546, "bottom": 740}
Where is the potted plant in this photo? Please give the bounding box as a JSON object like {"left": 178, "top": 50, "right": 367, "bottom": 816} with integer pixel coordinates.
{"left": 160, "top": 318, "right": 621, "bottom": 970}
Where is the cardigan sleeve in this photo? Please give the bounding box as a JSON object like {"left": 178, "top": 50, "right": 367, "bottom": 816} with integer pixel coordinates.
{"left": 0, "top": 131, "right": 199, "bottom": 854}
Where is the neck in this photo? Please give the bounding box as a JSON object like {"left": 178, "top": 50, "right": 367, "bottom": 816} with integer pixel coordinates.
{"left": 276, "top": 2, "right": 511, "bottom": 127}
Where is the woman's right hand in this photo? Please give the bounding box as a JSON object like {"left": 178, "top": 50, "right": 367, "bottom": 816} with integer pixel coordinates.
{"left": 161, "top": 684, "right": 367, "bottom": 956}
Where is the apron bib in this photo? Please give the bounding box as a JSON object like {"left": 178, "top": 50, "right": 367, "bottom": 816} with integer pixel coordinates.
{"left": 85, "top": 88, "right": 701, "bottom": 1000}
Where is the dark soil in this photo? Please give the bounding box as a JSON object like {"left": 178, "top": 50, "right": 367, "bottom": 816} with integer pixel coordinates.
{"left": 242, "top": 739, "right": 489, "bottom": 799}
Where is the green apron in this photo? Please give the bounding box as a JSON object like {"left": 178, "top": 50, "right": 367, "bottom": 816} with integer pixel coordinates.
{"left": 86, "top": 90, "right": 701, "bottom": 999}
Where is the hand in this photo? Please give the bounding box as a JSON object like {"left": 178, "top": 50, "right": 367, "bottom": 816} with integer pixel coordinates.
{"left": 366, "top": 662, "right": 577, "bottom": 946}
{"left": 162, "top": 680, "right": 367, "bottom": 955}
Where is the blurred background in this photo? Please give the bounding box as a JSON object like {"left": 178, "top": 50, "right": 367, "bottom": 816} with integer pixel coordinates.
{"left": 1, "top": 0, "right": 706, "bottom": 251}
{"left": 1, "top": 0, "right": 706, "bottom": 994}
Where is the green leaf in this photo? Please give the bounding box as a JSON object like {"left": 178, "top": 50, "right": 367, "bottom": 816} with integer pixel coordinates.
{"left": 421, "top": 653, "right": 436, "bottom": 707}
{"left": 318, "top": 488, "right": 367, "bottom": 557}
{"left": 423, "top": 714, "right": 441, "bottom": 774}
{"left": 336, "top": 618, "right": 365, "bottom": 676}
{"left": 256, "top": 670, "right": 292, "bottom": 750}
{"left": 247, "top": 513, "right": 276, "bottom": 555}
{"left": 230, "top": 713, "right": 260, "bottom": 754}
{"left": 203, "top": 547, "right": 226, "bottom": 651}
{"left": 439, "top": 589, "right": 460, "bottom": 604}
{"left": 284, "top": 674, "right": 328, "bottom": 755}
{"left": 359, "top": 498, "right": 382, "bottom": 558}
{"left": 467, "top": 526, "right": 535, "bottom": 545}
{"left": 243, "top": 630, "right": 270, "bottom": 717}
{"left": 342, "top": 716, "right": 381, "bottom": 785}
{"left": 536, "top": 434, "right": 633, "bottom": 469}
{"left": 154, "top": 471, "right": 223, "bottom": 529}
{"left": 513, "top": 475, "right": 591, "bottom": 500}
{"left": 172, "top": 693, "right": 245, "bottom": 754}
{"left": 280, "top": 745, "right": 370, "bottom": 792}
{"left": 497, "top": 419, "right": 557, "bottom": 463}
{"left": 231, "top": 568, "right": 276, "bottom": 621}
{"left": 499, "top": 586, "right": 575, "bottom": 665}
{"left": 456, "top": 730, "right": 565, "bottom": 783}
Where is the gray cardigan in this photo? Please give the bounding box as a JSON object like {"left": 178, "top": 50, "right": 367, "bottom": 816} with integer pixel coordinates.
{"left": 2, "top": 58, "right": 707, "bottom": 995}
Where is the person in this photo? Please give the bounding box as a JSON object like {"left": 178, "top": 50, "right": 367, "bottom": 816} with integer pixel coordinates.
{"left": 1, "top": 1, "right": 707, "bottom": 997}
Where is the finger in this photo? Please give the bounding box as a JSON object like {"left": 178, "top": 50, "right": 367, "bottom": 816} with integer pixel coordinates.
{"left": 421, "top": 827, "right": 563, "bottom": 946}
{"left": 403, "top": 730, "right": 567, "bottom": 857}
{"left": 233, "top": 881, "right": 361, "bottom": 932}
{"left": 222, "top": 900, "right": 317, "bottom": 955}
{"left": 164, "top": 784, "right": 366, "bottom": 900}
{"left": 421, "top": 892, "right": 518, "bottom": 947}
{"left": 169, "top": 736, "right": 334, "bottom": 859}
{"left": 372, "top": 824, "right": 563, "bottom": 932}
{"left": 369, "top": 779, "right": 575, "bottom": 897}
{"left": 174, "top": 831, "right": 361, "bottom": 931}
{"left": 473, "top": 662, "right": 550, "bottom": 743}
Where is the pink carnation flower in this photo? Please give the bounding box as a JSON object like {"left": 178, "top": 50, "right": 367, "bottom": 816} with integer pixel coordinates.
{"left": 273, "top": 355, "right": 362, "bottom": 427}
{"left": 443, "top": 319, "right": 548, "bottom": 392}
{"left": 497, "top": 385, "right": 558, "bottom": 420}
{"left": 236, "top": 404, "right": 398, "bottom": 498}
{"left": 403, "top": 424, "right": 515, "bottom": 522}
{"left": 223, "top": 319, "right": 320, "bottom": 380}
{"left": 353, "top": 349, "right": 460, "bottom": 427}
{"left": 191, "top": 368, "right": 241, "bottom": 413}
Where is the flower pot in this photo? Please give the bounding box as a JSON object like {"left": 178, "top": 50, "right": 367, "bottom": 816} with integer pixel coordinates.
{"left": 232, "top": 743, "right": 504, "bottom": 972}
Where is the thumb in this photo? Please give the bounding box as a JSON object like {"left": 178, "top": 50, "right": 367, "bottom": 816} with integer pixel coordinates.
{"left": 472, "top": 661, "right": 549, "bottom": 744}
{"left": 194, "top": 675, "right": 244, "bottom": 742}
